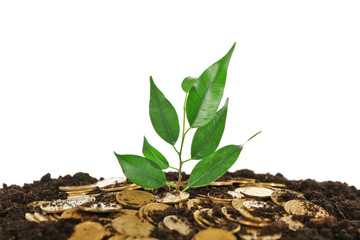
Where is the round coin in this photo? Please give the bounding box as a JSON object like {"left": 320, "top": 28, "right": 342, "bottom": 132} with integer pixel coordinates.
{"left": 271, "top": 189, "right": 305, "bottom": 206}
{"left": 116, "top": 190, "right": 156, "bottom": 208}
{"left": 192, "top": 228, "right": 237, "bottom": 240}
{"left": 290, "top": 200, "right": 329, "bottom": 218}
{"left": 243, "top": 200, "right": 269, "bottom": 212}
{"left": 143, "top": 202, "right": 172, "bottom": 224}
{"left": 163, "top": 215, "right": 193, "bottom": 236}
{"left": 284, "top": 199, "right": 299, "bottom": 214}
{"left": 79, "top": 202, "right": 122, "bottom": 213}
{"left": 235, "top": 187, "right": 274, "bottom": 199}
{"left": 112, "top": 215, "right": 154, "bottom": 237}
{"left": 68, "top": 222, "right": 105, "bottom": 240}
{"left": 157, "top": 191, "right": 190, "bottom": 204}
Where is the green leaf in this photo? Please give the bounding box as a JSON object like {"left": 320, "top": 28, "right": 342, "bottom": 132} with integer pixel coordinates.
{"left": 149, "top": 77, "right": 180, "bottom": 145}
{"left": 142, "top": 136, "right": 169, "bottom": 169}
{"left": 186, "top": 43, "right": 236, "bottom": 128}
{"left": 191, "top": 98, "right": 229, "bottom": 160}
{"left": 181, "top": 77, "right": 196, "bottom": 93}
{"left": 114, "top": 152, "right": 166, "bottom": 188}
{"left": 187, "top": 145, "right": 243, "bottom": 188}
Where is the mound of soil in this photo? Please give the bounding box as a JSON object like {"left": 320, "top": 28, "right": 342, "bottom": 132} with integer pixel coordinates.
{"left": 0, "top": 170, "right": 359, "bottom": 240}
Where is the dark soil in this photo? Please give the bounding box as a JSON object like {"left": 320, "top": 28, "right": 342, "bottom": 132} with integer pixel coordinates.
{"left": 1, "top": 170, "right": 359, "bottom": 240}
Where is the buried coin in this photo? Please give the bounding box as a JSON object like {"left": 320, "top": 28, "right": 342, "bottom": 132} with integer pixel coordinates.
{"left": 68, "top": 222, "right": 105, "bottom": 240}
{"left": 157, "top": 191, "right": 190, "bottom": 204}
{"left": 163, "top": 215, "right": 193, "bottom": 236}
{"left": 109, "top": 209, "right": 139, "bottom": 219}
{"left": 235, "top": 187, "right": 274, "bottom": 199}
{"left": 25, "top": 213, "right": 39, "bottom": 223}
{"left": 192, "top": 228, "right": 237, "bottom": 240}
{"left": 238, "top": 229, "right": 282, "bottom": 240}
{"left": 221, "top": 207, "right": 269, "bottom": 228}
{"left": 143, "top": 202, "right": 173, "bottom": 224}
{"left": 271, "top": 189, "right": 305, "bottom": 206}
{"left": 228, "top": 178, "right": 256, "bottom": 184}
{"left": 209, "top": 181, "right": 233, "bottom": 186}
{"left": 290, "top": 200, "right": 329, "bottom": 218}
{"left": 243, "top": 200, "right": 270, "bottom": 212}
{"left": 112, "top": 215, "right": 154, "bottom": 237}
{"left": 232, "top": 199, "right": 271, "bottom": 223}
{"left": 41, "top": 195, "right": 96, "bottom": 213}
{"left": 79, "top": 202, "right": 122, "bottom": 213}
{"left": 116, "top": 190, "right": 156, "bottom": 208}
{"left": 278, "top": 214, "right": 304, "bottom": 231}
{"left": 284, "top": 199, "right": 299, "bottom": 214}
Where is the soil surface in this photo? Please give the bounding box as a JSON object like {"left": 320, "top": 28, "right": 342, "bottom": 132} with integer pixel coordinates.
{"left": 1, "top": 170, "right": 359, "bottom": 240}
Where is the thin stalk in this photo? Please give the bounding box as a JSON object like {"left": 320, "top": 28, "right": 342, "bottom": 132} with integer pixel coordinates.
{"left": 182, "top": 158, "right": 192, "bottom": 163}
{"left": 174, "top": 93, "right": 190, "bottom": 191}
{"left": 166, "top": 182, "right": 177, "bottom": 188}
{"left": 169, "top": 166, "right": 180, "bottom": 171}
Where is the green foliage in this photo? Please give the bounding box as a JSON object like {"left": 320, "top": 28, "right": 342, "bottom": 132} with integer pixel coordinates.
{"left": 115, "top": 43, "right": 261, "bottom": 191}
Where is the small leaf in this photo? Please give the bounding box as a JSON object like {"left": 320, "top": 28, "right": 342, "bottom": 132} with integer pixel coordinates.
{"left": 186, "top": 43, "right": 236, "bottom": 128}
{"left": 187, "top": 145, "right": 243, "bottom": 188}
{"left": 142, "top": 137, "right": 169, "bottom": 169}
{"left": 149, "top": 77, "right": 180, "bottom": 145}
{"left": 114, "top": 152, "right": 166, "bottom": 188}
{"left": 191, "top": 98, "right": 229, "bottom": 160}
{"left": 181, "top": 77, "right": 196, "bottom": 93}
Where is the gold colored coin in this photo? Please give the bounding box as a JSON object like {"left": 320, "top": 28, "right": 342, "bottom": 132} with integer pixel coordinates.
{"left": 143, "top": 203, "right": 172, "bottom": 224}
{"left": 107, "top": 235, "right": 127, "bottom": 240}
{"left": 79, "top": 202, "right": 122, "bottom": 213}
{"left": 186, "top": 199, "right": 206, "bottom": 211}
{"left": 109, "top": 209, "right": 139, "bottom": 219}
{"left": 26, "top": 201, "right": 51, "bottom": 208}
{"left": 100, "top": 183, "right": 138, "bottom": 192}
{"left": 220, "top": 207, "right": 267, "bottom": 228}
{"left": 256, "top": 182, "right": 287, "bottom": 188}
{"left": 229, "top": 178, "right": 256, "bottom": 184}
{"left": 25, "top": 213, "right": 39, "bottom": 223}
{"left": 235, "top": 187, "right": 274, "bottom": 199}
{"left": 116, "top": 190, "right": 156, "bottom": 208}
{"left": 59, "top": 185, "right": 96, "bottom": 192}
{"left": 192, "top": 228, "right": 237, "bottom": 240}
{"left": 163, "top": 215, "right": 193, "bottom": 236}
{"left": 33, "top": 212, "right": 49, "bottom": 222}
{"left": 95, "top": 177, "right": 127, "bottom": 188}
{"left": 138, "top": 206, "right": 147, "bottom": 221}
{"left": 61, "top": 208, "right": 84, "bottom": 219}
{"left": 193, "top": 210, "right": 207, "bottom": 228}
{"left": 157, "top": 191, "right": 190, "bottom": 204}
{"left": 278, "top": 214, "right": 304, "bottom": 231}
{"left": 232, "top": 199, "right": 270, "bottom": 223}
{"left": 41, "top": 195, "right": 96, "bottom": 213}
{"left": 290, "top": 200, "right": 329, "bottom": 218}
{"left": 271, "top": 189, "right": 305, "bottom": 206}
{"left": 112, "top": 215, "right": 154, "bottom": 237}
{"left": 209, "top": 181, "right": 233, "bottom": 186}
{"left": 68, "top": 222, "right": 105, "bottom": 240}
{"left": 243, "top": 200, "right": 269, "bottom": 212}
{"left": 284, "top": 199, "right": 299, "bottom": 214}
{"left": 238, "top": 230, "right": 282, "bottom": 240}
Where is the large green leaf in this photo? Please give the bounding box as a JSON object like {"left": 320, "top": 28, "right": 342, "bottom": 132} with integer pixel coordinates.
{"left": 186, "top": 43, "right": 235, "bottom": 128}
{"left": 187, "top": 145, "right": 243, "bottom": 188}
{"left": 149, "top": 77, "right": 180, "bottom": 145}
{"left": 114, "top": 152, "right": 166, "bottom": 188}
{"left": 142, "top": 136, "right": 169, "bottom": 169}
{"left": 191, "top": 98, "right": 229, "bottom": 160}
{"left": 181, "top": 77, "right": 196, "bottom": 93}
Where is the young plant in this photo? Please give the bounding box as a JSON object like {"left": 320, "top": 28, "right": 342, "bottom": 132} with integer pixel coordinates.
{"left": 114, "top": 43, "right": 260, "bottom": 191}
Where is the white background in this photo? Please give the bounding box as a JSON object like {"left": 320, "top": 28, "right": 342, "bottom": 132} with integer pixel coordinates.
{"left": 1, "top": 1, "right": 359, "bottom": 188}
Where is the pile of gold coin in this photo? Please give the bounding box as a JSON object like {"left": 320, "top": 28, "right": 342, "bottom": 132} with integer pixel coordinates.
{"left": 25, "top": 177, "right": 330, "bottom": 239}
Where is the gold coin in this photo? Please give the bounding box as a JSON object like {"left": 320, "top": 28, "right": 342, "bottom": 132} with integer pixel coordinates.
{"left": 41, "top": 195, "right": 96, "bottom": 213}
{"left": 221, "top": 207, "right": 269, "bottom": 228}
{"left": 25, "top": 213, "right": 39, "bottom": 222}
{"left": 109, "top": 209, "right": 139, "bottom": 219}
{"left": 196, "top": 208, "right": 215, "bottom": 227}
{"left": 193, "top": 210, "right": 207, "bottom": 228}
{"left": 33, "top": 212, "right": 49, "bottom": 222}
{"left": 95, "top": 177, "right": 127, "bottom": 188}
{"left": 235, "top": 187, "right": 274, "bottom": 199}
{"left": 284, "top": 199, "right": 299, "bottom": 214}
{"left": 209, "top": 181, "right": 233, "bottom": 186}
{"left": 59, "top": 185, "right": 96, "bottom": 192}
{"left": 116, "top": 190, "right": 156, "bottom": 208}
{"left": 290, "top": 200, "right": 329, "bottom": 218}
{"left": 143, "top": 203, "right": 172, "bottom": 224}
{"left": 163, "top": 215, "right": 193, "bottom": 236}
{"left": 66, "top": 189, "right": 93, "bottom": 196}
{"left": 68, "top": 222, "right": 105, "bottom": 240}
{"left": 238, "top": 230, "right": 282, "bottom": 240}
{"left": 100, "top": 183, "right": 138, "bottom": 192}
{"left": 157, "top": 191, "right": 190, "bottom": 204}
{"left": 243, "top": 200, "right": 269, "bottom": 212}
{"left": 186, "top": 199, "right": 207, "bottom": 211}
{"left": 26, "top": 201, "right": 51, "bottom": 208}
{"left": 138, "top": 206, "right": 147, "bottom": 221}
{"left": 278, "top": 214, "right": 304, "bottom": 231}
{"left": 79, "top": 202, "right": 122, "bottom": 213}
{"left": 112, "top": 215, "right": 154, "bottom": 237}
{"left": 192, "top": 228, "right": 237, "bottom": 240}
{"left": 61, "top": 208, "right": 84, "bottom": 219}
{"left": 256, "top": 182, "right": 287, "bottom": 188}
{"left": 107, "top": 235, "right": 127, "bottom": 240}
{"left": 232, "top": 199, "right": 270, "bottom": 223}
{"left": 271, "top": 189, "right": 305, "bottom": 206}
{"left": 229, "top": 178, "right": 256, "bottom": 184}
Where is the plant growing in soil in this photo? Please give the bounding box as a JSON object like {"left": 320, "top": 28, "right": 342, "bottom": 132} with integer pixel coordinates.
{"left": 114, "top": 43, "right": 260, "bottom": 192}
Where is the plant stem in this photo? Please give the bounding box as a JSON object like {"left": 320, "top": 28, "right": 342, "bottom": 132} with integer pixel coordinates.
{"left": 166, "top": 182, "right": 177, "bottom": 188}
{"left": 169, "top": 166, "right": 179, "bottom": 171}
{"left": 174, "top": 93, "right": 190, "bottom": 191}
{"left": 182, "top": 158, "right": 192, "bottom": 163}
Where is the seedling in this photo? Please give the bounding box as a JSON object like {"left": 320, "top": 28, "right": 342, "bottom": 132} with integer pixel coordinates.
{"left": 114, "top": 43, "right": 260, "bottom": 192}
